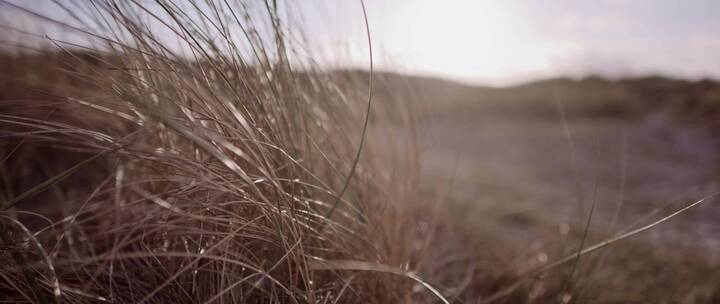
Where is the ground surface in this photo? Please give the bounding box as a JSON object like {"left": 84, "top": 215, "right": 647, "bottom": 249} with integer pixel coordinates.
{"left": 421, "top": 90, "right": 720, "bottom": 250}
{"left": 373, "top": 75, "right": 720, "bottom": 300}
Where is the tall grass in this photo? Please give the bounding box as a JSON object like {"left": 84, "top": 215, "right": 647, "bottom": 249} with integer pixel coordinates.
{"left": 2, "top": 1, "right": 716, "bottom": 303}
{"left": 0, "top": 1, "right": 448, "bottom": 302}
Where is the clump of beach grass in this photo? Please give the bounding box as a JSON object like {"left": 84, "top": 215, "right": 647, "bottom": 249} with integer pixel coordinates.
{"left": 2, "top": 1, "right": 716, "bottom": 303}
{"left": 0, "top": 1, "right": 451, "bottom": 303}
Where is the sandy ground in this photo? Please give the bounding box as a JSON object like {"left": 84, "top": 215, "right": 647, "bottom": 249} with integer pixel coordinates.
{"left": 407, "top": 84, "right": 720, "bottom": 266}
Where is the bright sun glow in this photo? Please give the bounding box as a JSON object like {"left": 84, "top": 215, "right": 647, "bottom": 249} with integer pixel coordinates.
{"left": 377, "top": 0, "right": 569, "bottom": 85}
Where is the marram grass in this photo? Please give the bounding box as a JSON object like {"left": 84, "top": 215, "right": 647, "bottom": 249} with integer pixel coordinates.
{"left": 1, "top": 1, "right": 715, "bottom": 303}
{"left": 0, "top": 1, "right": 447, "bottom": 303}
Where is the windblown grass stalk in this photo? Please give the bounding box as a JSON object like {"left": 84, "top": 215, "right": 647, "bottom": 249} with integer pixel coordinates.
{"left": 0, "top": 1, "right": 447, "bottom": 302}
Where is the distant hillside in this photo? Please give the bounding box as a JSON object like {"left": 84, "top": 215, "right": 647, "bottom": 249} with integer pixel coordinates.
{"left": 3, "top": 50, "right": 718, "bottom": 128}
{"left": 341, "top": 70, "right": 720, "bottom": 129}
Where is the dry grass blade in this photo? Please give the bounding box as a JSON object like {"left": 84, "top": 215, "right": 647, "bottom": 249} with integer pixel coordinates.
{"left": 1, "top": 150, "right": 109, "bottom": 211}
{"left": 307, "top": 259, "right": 450, "bottom": 304}
{"left": 483, "top": 194, "right": 715, "bottom": 303}
{"left": 325, "top": 0, "right": 374, "bottom": 222}
{"left": 0, "top": 221, "right": 52, "bottom": 304}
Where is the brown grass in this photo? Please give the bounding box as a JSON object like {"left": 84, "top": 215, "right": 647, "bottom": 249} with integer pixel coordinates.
{"left": 2, "top": 1, "right": 719, "bottom": 303}
{"left": 0, "top": 1, "right": 456, "bottom": 303}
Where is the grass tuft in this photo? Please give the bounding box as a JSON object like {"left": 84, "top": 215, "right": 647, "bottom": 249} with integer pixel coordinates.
{"left": 0, "top": 1, "right": 444, "bottom": 302}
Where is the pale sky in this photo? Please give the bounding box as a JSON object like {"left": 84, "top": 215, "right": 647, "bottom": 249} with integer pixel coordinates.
{"left": 3, "top": 0, "right": 720, "bottom": 86}
{"left": 306, "top": 0, "right": 720, "bottom": 86}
